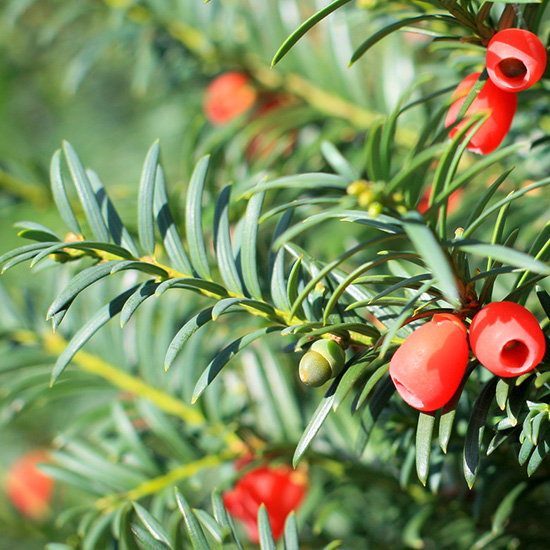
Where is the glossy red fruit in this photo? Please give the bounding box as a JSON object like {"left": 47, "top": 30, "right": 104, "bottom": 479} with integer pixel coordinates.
{"left": 389, "top": 313, "right": 469, "bottom": 411}
{"left": 222, "top": 464, "right": 307, "bottom": 542}
{"left": 444, "top": 72, "right": 517, "bottom": 155}
{"left": 469, "top": 301, "right": 546, "bottom": 377}
{"left": 4, "top": 451, "right": 53, "bottom": 520}
{"left": 204, "top": 72, "right": 257, "bottom": 125}
{"left": 486, "top": 29, "right": 547, "bottom": 92}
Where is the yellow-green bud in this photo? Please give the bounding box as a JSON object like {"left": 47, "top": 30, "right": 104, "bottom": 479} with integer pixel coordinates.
{"left": 358, "top": 189, "right": 374, "bottom": 207}
{"left": 299, "top": 340, "right": 345, "bottom": 387}
{"left": 368, "top": 201, "right": 383, "bottom": 217}
{"left": 347, "top": 180, "right": 368, "bottom": 196}
{"left": 396, "top": 205, "right": 408, "bottom": 215}
{"left": 391, "top": 192, "right": 404, "bottom": 204}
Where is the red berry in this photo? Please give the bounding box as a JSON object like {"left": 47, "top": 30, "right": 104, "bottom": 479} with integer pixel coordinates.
{"left": 222, "top": 464, "right": 307, "bottom": 542}
{"left": 444, "top": 72, "right": 517, "bottom": 155}
{"left": 4, "top": 451, "right": 53, "bottom": 520}
{"left": 469, "top": 301, "right": 546, "bottom": 377}
{"left": 203, "top": 72, "right": 257, "bottom": 125}
{"left": 486, "top": 29, "right": 547, "bottom": 92}
{"left": 417, "top": 184, "right": 463, "bottom": 215}
{"left": 389, "top": 313, "right": 469, "bottom": 411}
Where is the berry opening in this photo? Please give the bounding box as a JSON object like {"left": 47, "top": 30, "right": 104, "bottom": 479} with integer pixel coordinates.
{"left": 392, "top": 377, "right": 425, "bottom": 410}
{"left": 500, "top": 339, "right": 529, "bottom": 372}
{"left": 498, "top": 58, "right": 527, "bottom": 80}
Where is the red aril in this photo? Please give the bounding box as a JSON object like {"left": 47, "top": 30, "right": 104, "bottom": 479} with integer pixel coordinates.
{"left": 389, "top": 313, "right": 469, "bottom": 411}
{"left": 204, "top": 72, "right": 257, "bottom": 125}
{"left": 223, "top": 464, "right": 307, "bottom": 542}
{"left": 444, "top": 72, "right": 517, "bottom": 155}
{"left": 4, "top": 450, "right": 53, "bottom": 520}
{"left": 469, "top": 301, "right": 546, "bottom": 377}
{"left": 486, "top": 29, "right": 547, "bottom": 92}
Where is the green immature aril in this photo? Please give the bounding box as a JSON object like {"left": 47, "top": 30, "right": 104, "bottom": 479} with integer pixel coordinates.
{"left": 389, "top": 314, "right": 469, "bottom": 411}
{"left": 469, "top": 301, "right": 546, "bottom": 377}
{"left": 299, "top": 339, "right": 345, "bottom": 387}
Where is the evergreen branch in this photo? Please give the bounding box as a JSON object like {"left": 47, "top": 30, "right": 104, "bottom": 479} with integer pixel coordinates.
{"left": 41, "top": 331, "right": 244, "bottom": 451}
{"left": 185, "top": 155, "right": 212, "bottom": 281}
{"left": 3, "top": 230, "right": 377, "bottom": 355}
{"left": 252, "top": 66, "right": 379, "bottom": 131}
{"left": 15, "top": 221, "right": 62, "bottom": 242}
{"left": 33, "top": 241, "right": 378, "bottom": 348}
{"left": 271, "top": 0, "right": 353, "bottom": 67}
{"left": 154, "top": 166, "right": 194, "bottom": 276}
{"left": 132, "top": 502, "right": 173, "bottom": 548}
{"left": 95, "top": 452, "right": 235, "bottom": 512}
{"left": 51, "top": 150, "right": 82, "bottom": 236}
{"left": 349, "top": 14, "right": 460, "bottom": 66}
{"left": 0, "top": 166, "right": 49, "bottom": 206}
{"left": 63, "top": 141, "right": 111, "bottom": 242}
{"left": 432, "top": 0, "right": 483, "bottom": 35}
{"left": 43, "top": 332, "right": 206, "bottom": 426}
{"left": 50, "top": 285, "right": 141, "bottom": 384}
{"left": 213, "top": 185, "right": 244, "bottom": 295}
{"left": 165, "top": 12, "right": 417, "bottom": 142}
{"left": 89, "top": 169, "right": 141, "bottom": 258}
{"left": 138, "top": 141, "right": 160, "bottom": 257}
{"left": 175, "top": 491, "right": 213, "bottom": 550}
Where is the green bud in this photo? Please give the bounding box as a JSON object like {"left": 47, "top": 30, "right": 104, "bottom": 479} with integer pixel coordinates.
{"left": 391, "top": 192, "right": 404, "bottom": 204}
{"left": 347, "top": 180, "right": 368, "bottom": 196}
{"left": 299, "top": 340, "right": 346, "bottom": 387}
{"left": 368, "top": 202, "right": 383, "bottom": 217}
{"left": 299, "top": 351, "right": 332, "bottom": 387}
{"left": 357, "top": 189, "right": 374, "bottom": 207}
{"left": 396, "top": 205, "right": 408, "bottom": 215}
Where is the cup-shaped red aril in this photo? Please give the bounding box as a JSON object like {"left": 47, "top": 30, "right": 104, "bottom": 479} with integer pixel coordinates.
{"left": 469, "top": 301, "right": 546, "bottom": 377}
{"left": 444, "top": 72, "right": 517, "bottom": 155}
{"left": 203, "top": 72, "right": 257, "bottom": 125}
{"left": 486, "top": 29, "right": 547, "bottom": 92}
{"left": 389, "top": 313, "right": 469, "bottom": 412}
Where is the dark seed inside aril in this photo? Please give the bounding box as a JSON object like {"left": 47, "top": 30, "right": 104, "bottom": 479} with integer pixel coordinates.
{"left": 499, "top": 58, "right": 527, "bottom": 79}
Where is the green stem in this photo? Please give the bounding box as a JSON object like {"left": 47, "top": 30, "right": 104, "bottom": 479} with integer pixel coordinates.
{"left": 37, "top": 332, "right": 243, "bottom": 450}
{"left": 44, "top": 332, "right": 204, "bottom": 425}
{"left": 137, "top": 4, "right": 418, "bottom": 144}
{"left": 95, "top": 451, "right": 236, "bottom": 512}
{"left": 0, "top": 168, "right": 50, "bottom": 207}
